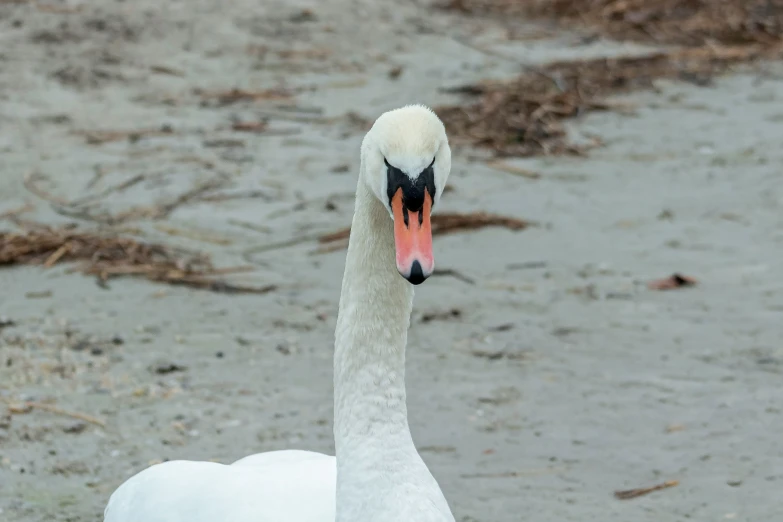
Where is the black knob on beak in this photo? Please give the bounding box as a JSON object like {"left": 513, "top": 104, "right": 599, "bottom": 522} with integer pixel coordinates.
{"left": 404, "top": 260, "right": 428, "bottom": 285}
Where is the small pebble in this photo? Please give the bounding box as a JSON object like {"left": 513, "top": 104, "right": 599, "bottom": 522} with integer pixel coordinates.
{"left": 0, "top": 317, "right": 16, "bottom": 328}
{"left": 71, "top": 340, "right": 90, "bottom": 351}
{"left": 289, "top": 8, "right": 317, "bottom": 23}
{"left": 63, "top": 422, "right": 88, "bottom": 434}
{"left": 150, "top": 361, "right": 187, "bottom": 375}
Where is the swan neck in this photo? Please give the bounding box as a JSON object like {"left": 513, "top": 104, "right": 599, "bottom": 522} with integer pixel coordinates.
{"left": 333, "top": 178, "right": 414, "bottom": 451}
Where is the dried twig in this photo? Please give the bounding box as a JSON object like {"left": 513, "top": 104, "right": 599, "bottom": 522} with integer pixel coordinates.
{"left": 197, "top": 88, "right": 292, "bottom": 107}
{"left": 312, "top": 240, "right": 349, "bottom": 254}
{"left": 431, "top": 268, "right": 475, "bottom": 285}
{"left": 74, "top": 125, "right": 175, "bottom": 145}
{"left": 232, "top": 121, "right": 268, "bottom": 133}
{"left": 152, "top": 278, "right": 277, "bottom": 295}
{"left": 647, "top": 273, "right": 698, "bottom": 290}
{"left": 2, "top": 398, "right": 105, "bottom": 427}
{"left": 150, "top": 65, "right": 185, "bottom": 77}
{"left": 614, "top": 480, "right": 680, "bottom": 500}
{"left": 69, "top": 174, "right": 146, "bottom": 207}
{"left": 153, "top": 176, "right": 229, "bottom": 218}
{"left": 429, "top": 212, "right": 532, "bottom": 235}
{"left": 197, "top": 190, "right": 273, "bottom": 203}
{"left": 24, "top": 172, "right": 71, "bottom": 205}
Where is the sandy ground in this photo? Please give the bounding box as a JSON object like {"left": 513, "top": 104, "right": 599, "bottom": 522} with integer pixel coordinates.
{"left": 1, "top": 1, "right": 782, "bottom": 521}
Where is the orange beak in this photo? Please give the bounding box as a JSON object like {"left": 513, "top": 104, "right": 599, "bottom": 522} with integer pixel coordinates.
{"left": 391, "top": 188, "right": 434, "bottom": 285}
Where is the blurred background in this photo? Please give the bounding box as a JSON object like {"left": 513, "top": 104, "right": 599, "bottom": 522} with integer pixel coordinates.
{"left": 1, "top": 0, "right": 782, "bottom": 520}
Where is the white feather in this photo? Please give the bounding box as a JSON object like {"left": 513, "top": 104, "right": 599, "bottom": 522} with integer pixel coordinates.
{"left": 105, "top": 452, "right": 335, "bottom": 522}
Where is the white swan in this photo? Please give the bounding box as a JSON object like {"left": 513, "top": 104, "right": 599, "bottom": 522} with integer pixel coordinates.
{"left": 104, "top": 104, "right": 455, "bottom": 522}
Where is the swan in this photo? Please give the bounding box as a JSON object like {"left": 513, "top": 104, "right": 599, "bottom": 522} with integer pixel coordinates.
{"left": 103, "top": 104, "right": 455, "bottom": 522}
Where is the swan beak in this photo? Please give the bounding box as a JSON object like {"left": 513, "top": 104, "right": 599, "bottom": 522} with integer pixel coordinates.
{"left": 391, "top": 188, "right": 434, "bottom": 285}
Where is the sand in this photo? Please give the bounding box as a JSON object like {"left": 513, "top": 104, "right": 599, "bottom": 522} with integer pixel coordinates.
{"left": 1, "top": 1, "right": 782, "bottom": 521}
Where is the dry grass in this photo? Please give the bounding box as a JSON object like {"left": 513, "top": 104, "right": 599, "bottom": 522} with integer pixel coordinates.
{"left": 436, "top": 0, "right": 783, "bottom": 155}
{"left": 614, "top": 479, "right": 680, "bottom": 499}
{"left": 436, "top": 45, "right": 771, "bottom": 156}
{"left": 442, "top": 0, "right": 783, "bottom": 47}
{"left": 0, "top": 223, "right": 275, "bottom": 294}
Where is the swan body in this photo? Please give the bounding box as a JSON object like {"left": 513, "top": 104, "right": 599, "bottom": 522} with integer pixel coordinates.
{"left": 105, "top": 451, "right": 336, "bottom": 522}
{"left": 104, "top": 105, "right": 454, "bottom": 522}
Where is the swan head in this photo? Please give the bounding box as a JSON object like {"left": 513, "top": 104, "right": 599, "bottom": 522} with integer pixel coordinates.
{"left": 361, "top": 104, "right": 451, "bottom": 285}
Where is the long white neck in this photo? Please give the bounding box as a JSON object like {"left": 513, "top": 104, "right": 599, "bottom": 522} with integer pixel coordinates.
{"left": 333, "top": 179, "right": 414, "bottom": 450}
{"left": 332, "top": 174, "right": 453, "bottom": 522}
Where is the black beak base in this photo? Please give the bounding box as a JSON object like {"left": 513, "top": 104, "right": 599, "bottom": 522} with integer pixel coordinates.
{"left": 385, "top": 157, "right": 437, "bottom": 212}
